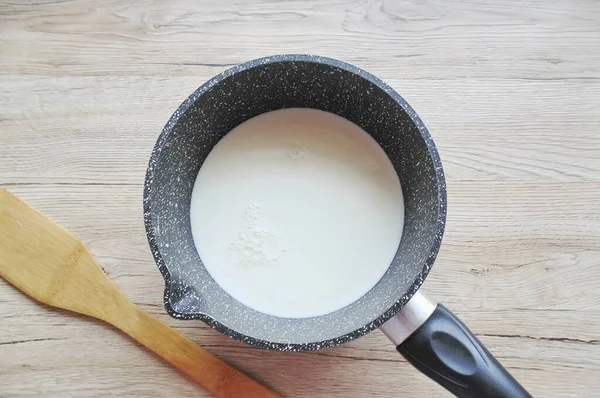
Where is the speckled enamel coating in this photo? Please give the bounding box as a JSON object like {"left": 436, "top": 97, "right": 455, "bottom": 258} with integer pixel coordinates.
{"left": 143, "top": 54, "right": 447, "bottom": 351}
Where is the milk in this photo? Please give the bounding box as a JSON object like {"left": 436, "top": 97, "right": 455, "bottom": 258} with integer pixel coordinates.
{"left": 190, "top": 108, "right": 404, "bottom": 318}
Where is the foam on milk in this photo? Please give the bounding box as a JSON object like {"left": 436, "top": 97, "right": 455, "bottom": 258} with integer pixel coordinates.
{"left": 190, "top": 108, "right": 404, "bottom": 318}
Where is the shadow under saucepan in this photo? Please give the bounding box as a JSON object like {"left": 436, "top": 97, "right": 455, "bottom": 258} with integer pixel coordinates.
{"left": 180, "top": 322, "right": 448, "bottom": 397}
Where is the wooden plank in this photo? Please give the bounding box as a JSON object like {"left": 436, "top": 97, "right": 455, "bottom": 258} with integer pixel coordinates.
{"left": 1, "top": 0, "right": 600, "bottom": 396}
{"left": 1, "top": 77, "right": 598, "bottom": 184}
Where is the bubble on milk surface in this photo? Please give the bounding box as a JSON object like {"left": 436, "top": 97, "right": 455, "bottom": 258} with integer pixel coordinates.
{"left": 226, "top": 203, "right": 285, "bottom": 268}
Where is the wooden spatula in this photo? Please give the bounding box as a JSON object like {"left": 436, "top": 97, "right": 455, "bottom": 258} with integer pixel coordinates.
{"left": 0, "top": 188, "right": 279, "bottom": 397}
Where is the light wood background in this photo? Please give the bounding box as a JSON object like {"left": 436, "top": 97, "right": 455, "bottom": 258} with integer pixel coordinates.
{"left": 1, "top": 0, "right": 599, "bottom": 397}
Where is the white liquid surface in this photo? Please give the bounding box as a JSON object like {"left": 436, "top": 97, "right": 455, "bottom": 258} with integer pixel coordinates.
{"left": 190, "top": 108, "right": 404, "bottom": 318}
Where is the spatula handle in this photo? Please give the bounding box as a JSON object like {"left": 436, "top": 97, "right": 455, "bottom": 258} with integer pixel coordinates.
{"left": 116, "top": 306, "right": 279, "bottom": 397}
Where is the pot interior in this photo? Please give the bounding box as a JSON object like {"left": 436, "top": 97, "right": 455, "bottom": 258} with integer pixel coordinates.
{"left": 144, "top": 55, "right": 445, "bottom": 350}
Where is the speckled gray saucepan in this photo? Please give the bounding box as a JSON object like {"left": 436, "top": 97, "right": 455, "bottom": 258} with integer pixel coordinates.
{"left": 144, "top": 55, "right": 531, "bottom": 397}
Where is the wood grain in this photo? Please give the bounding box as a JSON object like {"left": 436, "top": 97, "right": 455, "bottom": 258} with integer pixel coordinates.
{"left": 1, "top": 0, "right": 599, "bottom": 396}
{"left": 0, "top": 189, "right": 279, "bottom": 397}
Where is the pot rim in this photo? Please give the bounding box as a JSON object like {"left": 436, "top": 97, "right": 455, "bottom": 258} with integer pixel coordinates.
{"left": 143, "top": 54, "right": 447, "bottom": 351}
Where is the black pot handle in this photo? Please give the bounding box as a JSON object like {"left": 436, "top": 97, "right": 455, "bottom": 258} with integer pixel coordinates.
{"left": 397, "top": 304, "right": 532, "bottom": 398}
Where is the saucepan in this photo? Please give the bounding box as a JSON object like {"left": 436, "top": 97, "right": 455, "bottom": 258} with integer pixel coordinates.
{"left": 143, "top": 54, "right": 531, "bottom": 397}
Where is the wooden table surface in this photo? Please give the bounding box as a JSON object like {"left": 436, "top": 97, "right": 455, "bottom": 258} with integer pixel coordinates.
{"left": 1, "top": 0, "right": 599, "bottom": 396}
